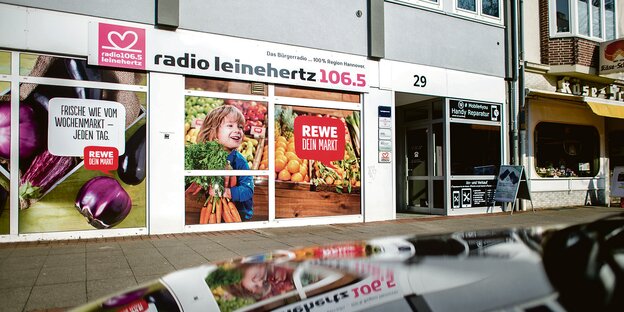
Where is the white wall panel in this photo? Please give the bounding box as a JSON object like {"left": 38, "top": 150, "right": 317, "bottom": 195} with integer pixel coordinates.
{"left": 149, "top": 72, "right": 185, "bottom": 234}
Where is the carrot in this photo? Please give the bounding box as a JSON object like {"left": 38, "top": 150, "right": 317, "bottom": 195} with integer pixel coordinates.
{"left": 221, "top": 198, "right": 234, "bottom": 223}
{"left": 227, "top": 199, "right": 242, "bottom": 222}
{"left": 224, "top": 175, "right": 230, "bottom": 188}
{"left": 215, "top": 196, "right": 222, "bottom": 223}
{"left": 199, "top": 207, "right": 208, "bottom": 224}
{"left": 208, "top": 211, "right": 217, "bottom": 224}
{"left": 230, "top": 176, "right": 237, "bottom": 187}
{"left": 201, "top": 196, "right": 214, "bottom": 224}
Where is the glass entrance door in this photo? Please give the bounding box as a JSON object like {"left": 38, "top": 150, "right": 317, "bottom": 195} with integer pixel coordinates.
{"left": 405, "top": 124, "right": 445, "bottom": 214}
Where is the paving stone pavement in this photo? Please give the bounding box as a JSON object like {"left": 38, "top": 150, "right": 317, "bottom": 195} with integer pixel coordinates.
{"left": 0, "top": 205, "right": 622, "bottom": 312}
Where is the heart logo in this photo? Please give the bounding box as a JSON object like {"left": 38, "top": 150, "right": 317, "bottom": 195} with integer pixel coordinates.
{"left": 107, "top": 31, "right": 139, "bottom": 50}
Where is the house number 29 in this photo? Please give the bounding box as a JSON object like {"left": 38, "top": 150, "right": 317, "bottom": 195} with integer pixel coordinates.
{"left": 413, "top": 74, "right": 427, "bottom": 87}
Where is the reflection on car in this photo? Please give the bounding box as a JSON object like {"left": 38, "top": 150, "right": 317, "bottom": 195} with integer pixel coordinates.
{"left": 71, "top": 213, "right": 624, "bottom": 312}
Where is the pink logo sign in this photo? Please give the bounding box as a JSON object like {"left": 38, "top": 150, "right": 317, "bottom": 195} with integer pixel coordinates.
{"left": 84, "top": 146, "right": 119, "bottom": 175}
{"left": 98, "top": 23, "right": 145, "bottom": 70}
{"left": 294, "top": 116, "right": 345, "bottom": 167}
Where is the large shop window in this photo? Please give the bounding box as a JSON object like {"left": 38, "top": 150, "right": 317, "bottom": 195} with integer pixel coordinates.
{"left": 0, "top": 52, "right": 147, "bottom": 235}
{"left": 450, "top": 123, "right": 501, "bottom": 175}
{"left": 552, "top": 0, "right": 617, "bottom": 40}
{"left": 534, "top": 122, "right": 599, "bottom": 178}
{"left": 183, "top": 78, "right": 361, "bottom": 225}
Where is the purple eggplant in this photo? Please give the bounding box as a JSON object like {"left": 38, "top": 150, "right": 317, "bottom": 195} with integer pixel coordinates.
{"left": 0, "top": 101, "right": 45, "bottom": 161}
{"left": 19, "top": 150, "right": 77, "bottom": 209}
{"left": 75, "top": 176, "right": 132, "bottom": 229}
{"left": 118, "top": 124, "right": 146, "bottom": 185}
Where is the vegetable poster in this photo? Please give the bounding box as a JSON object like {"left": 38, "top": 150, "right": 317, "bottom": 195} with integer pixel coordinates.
{"left": 184, "top": 96, "right": 269, "bottom": 224}
{"left": 0, "top": 54, "right": 147, "bottom": 233}
{"left": 274, "top": 105, "right": 361, "bottom": 218}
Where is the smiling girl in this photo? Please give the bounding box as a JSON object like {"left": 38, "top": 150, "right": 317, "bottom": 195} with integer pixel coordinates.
{"left": 197, "top": 105, "right": 254, "bottom": 221}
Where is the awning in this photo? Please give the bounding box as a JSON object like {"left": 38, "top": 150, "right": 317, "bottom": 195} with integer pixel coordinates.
{"left": 586, "top": 101, "right": 624, "bottom": 119}
{"left": 525, "top": 88, "right": 624, "bottom": 119}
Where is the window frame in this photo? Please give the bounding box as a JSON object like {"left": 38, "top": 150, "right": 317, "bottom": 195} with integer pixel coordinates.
{"left": 533, "top": 122, "right": 600, "bottom": 178}
{"left": 454, "top": 0, "right": 503, "bottom": 24}
{"left": 549, "top": 0, "right": 619, "bottom": 41}
{"left": 393, "top": 0, "right": 444, "bottom": 11}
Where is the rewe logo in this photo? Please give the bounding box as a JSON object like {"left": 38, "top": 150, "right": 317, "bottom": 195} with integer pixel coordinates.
{"left": 98, "top": 23, "right": 145, "bottom": 70}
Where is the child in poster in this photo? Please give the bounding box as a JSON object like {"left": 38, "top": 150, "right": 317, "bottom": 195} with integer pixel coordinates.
{"left": 197, "top": 105, "right": 255, "bottom": 221}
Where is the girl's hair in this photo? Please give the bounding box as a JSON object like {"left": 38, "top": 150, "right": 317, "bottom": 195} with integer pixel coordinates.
{"left": 197, "top": 105, "right": 245, "bottom": 143}
{"left": 223, "top": 263, "right": 270, "bottom": 300}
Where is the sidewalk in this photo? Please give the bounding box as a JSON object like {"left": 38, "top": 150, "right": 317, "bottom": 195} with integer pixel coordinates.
{"left": 1, "top": 206, "right": 622, "bottom": 312}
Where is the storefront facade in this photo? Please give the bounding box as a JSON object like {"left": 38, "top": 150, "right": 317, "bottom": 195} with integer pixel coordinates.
{"left": 0, "top": 1, "right": 508, "bottom": 241}
{"left": 521, "top": 0, "right": 623, "bottom": 208}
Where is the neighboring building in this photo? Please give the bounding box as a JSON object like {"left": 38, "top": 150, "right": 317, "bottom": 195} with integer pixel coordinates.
{"left": 0, "top": 0, "right": 508, "bottom": 242}
{"left": 522, "top": 0, "right": 623, "bottom": 208}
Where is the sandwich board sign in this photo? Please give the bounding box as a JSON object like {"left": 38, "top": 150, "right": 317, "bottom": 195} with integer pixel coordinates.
{"left": 493, "top": 165, "right": 533, "bottom": 213}
{"left": 610, "top": 166, "right": 624, "bottom": 197}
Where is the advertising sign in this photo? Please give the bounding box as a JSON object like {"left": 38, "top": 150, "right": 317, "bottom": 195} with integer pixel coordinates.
{"left": 48, "top": 98, "right": 126, "bottom": 157}
{"left": 96, "top": 23, "right": 146, "bottom": 70}
{"left": 14, "top": 54, "right": 147, "bottom": 233}
{"left": 493, "top": 165, "right": 531, "bottom": 204}
{"left": 89, "top": 23, "right": 368, "bottom": 92}
{"left": 449, "top": 99, "right": 500, "bottom": 122}
{"left": 451, "top": 179, "right": 496, "bottom": 208}
{"left": 599, "top": 38, "right": 624, "bottom": 75}
{"left": 294, "top": 116, "right": 346, "bottom": 167}
{"left": 183, "top": 101, "right": 361, "bottom": 224}
{"left": 610, "top": 166, "right": 624, "bottom": 197}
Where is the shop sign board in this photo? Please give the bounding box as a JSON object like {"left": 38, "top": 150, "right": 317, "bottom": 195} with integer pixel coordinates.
{"left": 610, "top": 166, "right": 624, "bottom": 197}
{"left": 557, "top": 77, "right": 624, "bottom": 102}
{"left": 88, "top": 22, "right": 368, "bottom": 92}
{"left": 599, "top": 38, "right": 624, "bottom": 75}
{"left": 449, "top": 100, "right": 500, "bottom": 122}
{"left": 451, "top": 179, "right": 496, "bottom": 208}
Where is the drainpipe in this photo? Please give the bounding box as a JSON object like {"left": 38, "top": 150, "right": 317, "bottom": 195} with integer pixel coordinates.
{"left": 505, "top": 0, "right": 521, "bottom": 210}
{"left": 518, "top": 0, "right": 527, "bottom": 211}
{"left": 508, "top": 0, "right": 520, "bottom": 167}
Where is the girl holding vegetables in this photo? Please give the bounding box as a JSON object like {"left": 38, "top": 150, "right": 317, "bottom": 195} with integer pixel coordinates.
{"left": 197, "top": 105, "right": 255, "bottom": 221}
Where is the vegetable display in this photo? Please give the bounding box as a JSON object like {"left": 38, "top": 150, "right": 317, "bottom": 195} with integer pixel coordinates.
{"left": 118, "top": 124, "right": 146, "bottom": 185}
{"left": 75, "top": 176, "right": 132, "bottom": 229}
{"left": 274, "top": 106, "right": 310, "bottom": 183}
{"left": 185, "top": 140, "right": 245, "bottom": 224}
{"left": 273, "top": 105, "right": 360, "bottom": 192}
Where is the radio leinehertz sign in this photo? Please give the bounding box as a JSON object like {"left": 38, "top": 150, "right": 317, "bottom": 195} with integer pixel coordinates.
{"left": 97, "top": 23, "right": 146, "bottom": 70}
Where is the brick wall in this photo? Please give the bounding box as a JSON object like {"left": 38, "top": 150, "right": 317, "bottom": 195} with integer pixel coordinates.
{"left": 532, "top": 190, "right": 605, "bottom": 208}
{"left": 539, "top": 0, "right": 600, "bottom": 68}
